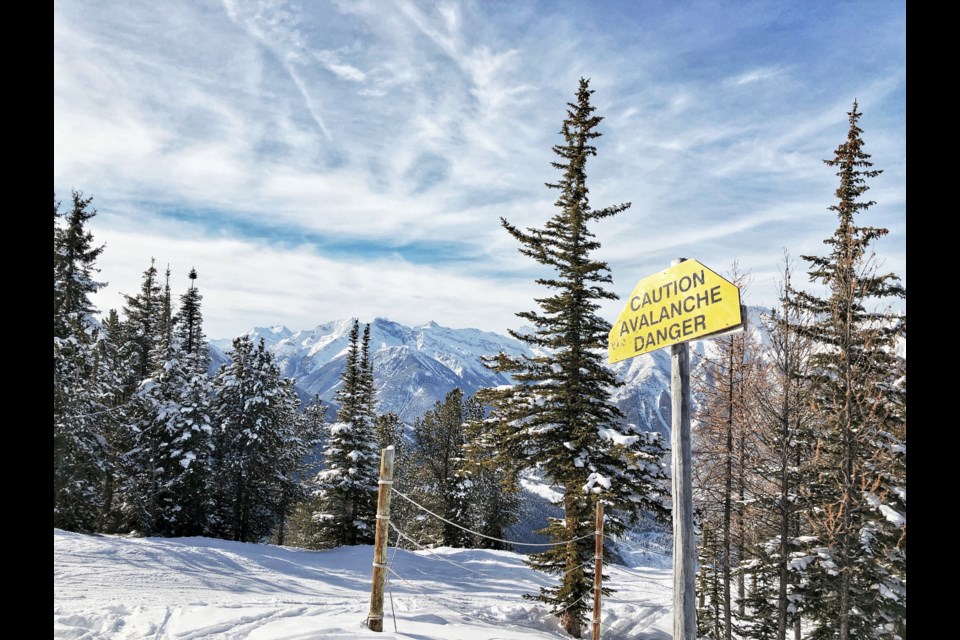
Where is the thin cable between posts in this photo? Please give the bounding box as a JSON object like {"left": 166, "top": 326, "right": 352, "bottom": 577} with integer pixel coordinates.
{"left": 601, "top": 561, "right": 672, "bottom": 582}
{"left": 390, "top": 561, "right": 593, "bottom": 635}
{"left": 389, "top": 522, "right": 496, "bottom": 578}
{"left": 601, "top": 533, "right": 673, "bottom": 559}
{"left": 390, "top": 520, "right": 597, "bottom": 581}
{"left": 385, "top": 566, "right": 508, "bottom": 628}
{"left": 391, "top": 488, "right": 595, "bottom": 548}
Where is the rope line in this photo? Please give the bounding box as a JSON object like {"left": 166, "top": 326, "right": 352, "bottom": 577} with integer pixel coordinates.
{"left": 388, "top": 522, "right": 498, "bottom": 578}
{"left": 603, "top": 534, "right": 673, "bottom": 559}
{"left": 602, "top": 562, "right": 671, "bottom": 582}
{"left": 390, "top": 520, "right": 599, "bottom": 581}
{"left": 385, "top": 567, "right": 507, "bottom": 627}
{"left": 383, "top": 535, "right": 615, "bottom": 634}
{"left": 391, "top": 488, "right": 595, "bottom": 547}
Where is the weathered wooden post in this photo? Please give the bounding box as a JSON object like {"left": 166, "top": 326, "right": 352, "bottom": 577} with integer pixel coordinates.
{"left": 670, "top": 257, "right": 696, "bottom": 640}
{"left": 367, "top": 446, "right": 395, "bottom": 632}
{"left": 592, "top": 499, "right": 604, "bottom": 639}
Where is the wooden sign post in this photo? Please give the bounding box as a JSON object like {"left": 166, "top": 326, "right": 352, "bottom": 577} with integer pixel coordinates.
{"left": 608, "top": 257, "right": 743, "bottom": 640}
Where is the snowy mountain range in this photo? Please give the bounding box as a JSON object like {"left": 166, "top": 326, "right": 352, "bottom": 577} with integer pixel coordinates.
{"left": 210, "top": 309, "right": 771, "bottom": 430}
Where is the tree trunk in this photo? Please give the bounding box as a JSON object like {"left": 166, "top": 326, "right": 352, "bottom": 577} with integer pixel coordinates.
{"left": 562, "top": 493, "right": 582, "bottom": 639}
{"left": 776, "top": 408, "right": 790, "bottom": 640}
{"left": 722, "top": 345, "right": 733, "bottom": 640}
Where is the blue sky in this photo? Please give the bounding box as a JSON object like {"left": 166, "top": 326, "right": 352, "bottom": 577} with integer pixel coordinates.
{"left": 54, "top": 0, "right": 906, "bottom": 340}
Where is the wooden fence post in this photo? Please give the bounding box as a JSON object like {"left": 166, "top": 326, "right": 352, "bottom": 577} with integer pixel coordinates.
{"left": 367, "top": 446, "right": 395, "bottom": 632}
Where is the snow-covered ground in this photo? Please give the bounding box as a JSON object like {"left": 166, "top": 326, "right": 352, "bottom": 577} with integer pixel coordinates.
{"left": 54, "top": 528, "right": 673, "bottom": 639}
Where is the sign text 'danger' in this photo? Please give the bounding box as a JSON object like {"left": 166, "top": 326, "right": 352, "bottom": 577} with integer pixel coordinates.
{"left": 608, "top": 259, "right": 742, "bottom": 363}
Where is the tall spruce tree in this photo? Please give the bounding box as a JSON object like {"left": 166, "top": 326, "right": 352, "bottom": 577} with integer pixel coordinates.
{"left": 210, "top": 335, "right": 302, "bottom": 542}
{"left": 153, "top": 264, "right": 175, "bottom": 362}
{"left": 789, "top": 101, "right": 906, "bottom": 640}
{"left": 408, "top": 388, "right": 475, "bottom": 548}
{"left": 93, "top": 308, "right": 135, "bottom": 533}
{"left": 281, "top": 395, "right": 329, "bottom": 548}
{"left": 176, "top": 267, "right": 208, "bottom": 364}
{"left": 136, "top": 268, "right": 215, "bottom": 537}
{"left": 110, "top": 259, "right": 173, "bottom": 534}
{"left": 53, "top": 191, "right": 105, "bottom": 340}
{"left": 313, "top": 320, "right": 380, "bottom": 547}
{"left": 463, "top": 393, "right": 521, "bottom": 550}
{"left": 483, "top": 78, "right": 669, "bottom": 638}
{"left": 53, "top": 190, "right": 110, "bottom": 531}
{"left": 121, "top": 258, "right": 162, "bottom": 383}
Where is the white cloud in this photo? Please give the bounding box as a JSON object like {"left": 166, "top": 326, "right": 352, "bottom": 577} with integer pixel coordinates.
{"left": 728, "top": 66, "right": 784, "bottom": 86}
{"left": 56, "top": 0, "right": 906, "bottom": 338}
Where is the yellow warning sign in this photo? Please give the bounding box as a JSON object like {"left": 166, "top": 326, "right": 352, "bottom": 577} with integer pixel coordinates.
{"left": 608, "top": 260, "right": 742, "bottom": 363}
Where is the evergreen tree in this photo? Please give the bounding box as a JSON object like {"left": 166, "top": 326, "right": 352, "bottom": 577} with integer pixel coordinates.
{"left": 176, "top": 267, "right": 207, "bottom": 364}
{"left": 463, "top": 393, "right": 521, "bottom": 550}
{"left": 133, "top": 343, "right": 214, "bottom": 536}
{"left": 153, "top": 264, "right": 175, "bottom": 363}
{"left": 53, "top": 191, "right": 109, "bottom": 531}
{"left": 375, "top": 412, "right": 403, "bottom": 454}
{"left": 109, "top": 260, "right": 173, "bottom": 534}
{"left": 282, "top": 395, "right": 329, "bottom": 548}
{"left": 313, "top": 320, "right": 380, "bottom": 547}
{"left": 210, "top": 335, "right": 301, "bottom": 542}
{"left": 789, "top": 101, "right": 906, "bottom": 640}
{"left": 53, "top": 190, "right": 106, "bottom": 339}
{"left": 482, "top": 78, "right": 669, "bottom": 637}
{"left": 121, "top": 258, "right": 162, "bottom": 383}
{"left": 136, "top": 269, "right": 216, "bottom": 537}
{"left": 360, "top": 323, "right": 376, "bottom": 424}
{"left": 408, "top": 388, "right": 475, "bottom": 547}
{"left": 93, "top": 308, "right": 138, "bottom": 533}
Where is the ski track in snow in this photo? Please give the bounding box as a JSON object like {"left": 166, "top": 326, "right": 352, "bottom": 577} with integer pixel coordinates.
{"left": 54, "top": 529, "right": 674, "bottom": 639}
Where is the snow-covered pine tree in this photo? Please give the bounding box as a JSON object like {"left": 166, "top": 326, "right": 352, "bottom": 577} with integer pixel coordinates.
{"left": 210, "top": 335, "right": 301, "bottom": 542}
{"left": 280, "top": 395, "right": 329, "bottom": 547}
{"left": 176, "top": 267, "right": 208, "bottom": 364}
{"left": 408, "top": 388, "right": 475, "bottom": 548}
{"left": 482, "top": 78, "right": 669, "bottom": 638}
{"left": 153, "top": 264, "right": 175, "bottom": 362}
{"left": 789, "top": 101, "right": 906, "bottom": 640}
{"left": 136, "top": 268, "right": 216, "bottom": 537}
{"left": 53, "top": 190, "right": 110, "bottom": 531}
{"left": 93, "top": 308, "right": 135, "bottom": 534}
{"left": 121, "top": 258, "right": 162, "bottom": 383}
{"left": 108, "top": 259, "right": 175, "bottom": 534}
{"left": 463, "top": 392, "right": 521, "bottom": 550}
{"left": 313, "top": 320, "right": 380, "bottom": 547}
{"left": 54, "top": 191, "right": 105, "bottom": 340}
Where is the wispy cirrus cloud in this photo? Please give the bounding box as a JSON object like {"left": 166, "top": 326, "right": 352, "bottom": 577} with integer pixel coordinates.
{"left": 54, "top": 0, "right": 905, "bottom": 339}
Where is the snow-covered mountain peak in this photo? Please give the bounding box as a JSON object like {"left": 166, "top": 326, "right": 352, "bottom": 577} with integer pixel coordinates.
{"left": 209, "top": 312, "right": 786, "bottom": 431}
